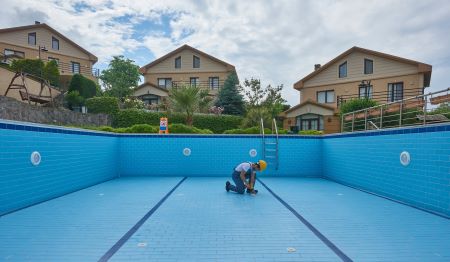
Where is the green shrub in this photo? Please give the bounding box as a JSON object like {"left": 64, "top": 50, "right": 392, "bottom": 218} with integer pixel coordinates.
{"left": 223, "top": 126, "right": 272, "bottom": 134}
{"left": 299, "top": 130, "right": 323, "bottom": 135}
{"left": 169, "top": 123, "right": 213, "bottom": 134}
{"left": 68, "top": 74, "right": 97, "bottom": 100}
{"left": 340, "top": 98, "right": 378, "bottom": 115}
{"left": 113, "top": 109, "right": 242, "bottom": 133}
{"left": 85, "top": 97, "right": 120, "bottom": 115}
{"left": 129, "top": 124, "right": 157, "bottom": 133}
{"left": 97, "top": 126, "right": 115, "bottom": 132}
{"left": 65, "top": 91, "right": 84, "bottom": 107}
{"left": 123, "top": 97, "right": 146, "bottom": 109}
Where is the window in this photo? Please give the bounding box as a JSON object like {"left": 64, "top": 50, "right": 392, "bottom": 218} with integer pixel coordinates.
{"left": 52, "top": 37, "right": 59, "bottom": 50}
{"left": 190, "top": 77, "right": 199, "bottom": 87}
{"left": 71, "top": 62, "right": 80, "bottom": 74}
{"left": 364, "top": 59, "right": 373, "bottom": 74}
{"left": 388, "top": 82, "right": 403, "bottom": 102}
{"left": 158, "top": 78, "right": 172, "bottom": 88}
{"left": 359, "top": 81, "right": 373, "bottom": 99}
{"left": 359, "top": 85, "right": 373, "bottom": 99}
{"left": 317, "top": 90, "right": 335, "bottom": 103}
{"left": 48, "top": 57, "right": 59, "bottom": 65}
{"left": 4, "top": 49, "right": 25, "bottom": 58}
{"left": 339, "top": 62, "right": 347, "bottom": 78}
{"left": 209, "top": 77, "right": 219, "bottom": 89}
{"left": 296, "top": 114, "right": 324, "bottom": 131}
{"left": 140, "top": 94, "right": 159, "bottom": 105}
{"left": 175, "top": 56, "right": 181, "bottom": 69}
{"left": 193, "top": 55, "right": 200, "bottom": 68}
{"left": 28, "top": 32, "right": 36, "bottom": 45}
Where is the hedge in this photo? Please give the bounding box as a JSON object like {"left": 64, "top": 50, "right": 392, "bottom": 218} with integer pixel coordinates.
{"left": 223, "top": 126, "right": 289, "bottom": 134}
{"left": 113, "top": 109, "right": 242, "bottom": 133}
{"left": 299, "top": 130, "right": 323, "bottom": 135}
{"left": 85, "top": 97, "right": 120, "bottom": 115}
{"left": 85, "top": 123, "right": 211, "bottom": 134}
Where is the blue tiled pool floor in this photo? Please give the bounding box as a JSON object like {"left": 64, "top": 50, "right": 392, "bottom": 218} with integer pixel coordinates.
{"left": 1, "top": 177, "right": 449, "bottom": 262}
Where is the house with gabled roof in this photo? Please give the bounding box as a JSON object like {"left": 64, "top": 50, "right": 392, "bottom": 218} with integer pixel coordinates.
{"left": 282, "top": 46, "right": 432, "bottom": 133}
{"left": 0, "top": 21, "right": 99, "bottom": 90}
{"left": 134, "top": 44, "right": 237, "bottom": 106}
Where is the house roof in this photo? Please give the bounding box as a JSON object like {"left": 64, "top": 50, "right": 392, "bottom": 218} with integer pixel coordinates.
{"left": 134, "top": 82, "right": 169, "bottom": 93}
{"left": 294, "top": 46, "right": 432, "bottom": 90}
{"left": 140, "top": 44, "right": 236, "bottom": 73}
{"left": 281, "top": 99, "right": 336, "bottom": 116}
{"left": 0, "top": 23, "right": 98, "bottom": 63}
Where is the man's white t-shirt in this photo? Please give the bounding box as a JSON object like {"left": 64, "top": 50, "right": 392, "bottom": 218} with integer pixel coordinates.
{"left": 235, "top": 162, "right": 251, "bottom": 172}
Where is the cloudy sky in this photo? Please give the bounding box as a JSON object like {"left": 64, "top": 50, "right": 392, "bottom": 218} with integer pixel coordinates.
{"left": 1, "top": 0, "right": 449, "bottom": 106}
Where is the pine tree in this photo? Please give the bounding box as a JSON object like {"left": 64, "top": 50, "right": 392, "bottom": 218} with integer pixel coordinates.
{"left": 215, "top": 73, "right": 245, "bottom": 115}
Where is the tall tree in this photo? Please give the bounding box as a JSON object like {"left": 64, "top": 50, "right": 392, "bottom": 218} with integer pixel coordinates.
{"left": 215, "top": 72, "right": 245, "bottom": 115}
{"left": 261, "top": 84, "right": 287, "bottom": 119}
{"left": 241, "top": 78, "right": 286, "bottom": 127}
{"left": 169, "top": 85, "right": 201, "bottom": 126}
{"left": 100, "top": 56, "right": 140, "bottom": 100}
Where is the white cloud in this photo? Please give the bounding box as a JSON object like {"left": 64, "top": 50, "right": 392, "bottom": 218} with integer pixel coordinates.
{"left": 1, "top": 0, "right": 449, "bottom": 105}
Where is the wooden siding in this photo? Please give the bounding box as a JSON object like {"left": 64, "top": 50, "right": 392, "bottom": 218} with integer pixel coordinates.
{"left": 300, "top": 74, "right": 424, "bottom": 108}
{"left": 304, "top": 51, "right": 419, "bottom": 88}
{"left": 146, "top": 49, "right": 229, "bottom": 74}
{"left": 0, "top": 27, "right": 91, "bottom": 60}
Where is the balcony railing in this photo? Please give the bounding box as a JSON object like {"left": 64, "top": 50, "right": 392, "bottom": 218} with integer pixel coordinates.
{"left": 168, "top": 80, "right": 225, "bottom": 91}
{"left": 43, "top": 59, "right": 100, "bottom": 78}
{"left": 341, "top": 87, "right": 450, "bottom": 132}
{"left": 337, "top": 87, "right": 424, "bottom": 107}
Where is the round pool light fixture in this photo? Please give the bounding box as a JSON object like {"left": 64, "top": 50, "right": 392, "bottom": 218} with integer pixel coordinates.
{"left": 249, "top": 149, "right": 257, "bottom": 157}
{"left": 30, "top": 151, "right": 41, "bottom": 166}
{"left": 183, "top": 148, "right": 191, "bottom": 156}
{"left": 400, "top": 151, "right": 411, "bottom": 166}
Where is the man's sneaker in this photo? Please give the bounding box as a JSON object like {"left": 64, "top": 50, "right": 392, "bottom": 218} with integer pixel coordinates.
{"left": 246, "top": 188, "right": 258, "bottom": 195}
{"left": 225, "top": 181, "right": 231, "bottom": 192}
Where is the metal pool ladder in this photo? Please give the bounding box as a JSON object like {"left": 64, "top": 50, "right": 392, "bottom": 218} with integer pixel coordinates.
{"left": 260, "top": 118, "right": 279, "bottom": 170}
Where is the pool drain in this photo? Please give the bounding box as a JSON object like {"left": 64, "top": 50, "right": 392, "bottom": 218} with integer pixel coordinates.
{"left": 287, "top": 247, "right": 296, "bottom": 253}
{"left": 137, "top": 242, "right": 147, "bottom": 247}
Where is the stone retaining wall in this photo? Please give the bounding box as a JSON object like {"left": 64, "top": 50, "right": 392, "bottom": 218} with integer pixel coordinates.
{"left": 0, "top": 96, "right": 110, "bottom": 126}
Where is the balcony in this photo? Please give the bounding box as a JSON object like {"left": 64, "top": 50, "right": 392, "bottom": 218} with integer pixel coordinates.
{"left": 337, "top": 87, "right": 424, "bottom": 107}
{"left": 169, "top": 80, "right": 225, "bottom": 92}
{"left": 43, "top": 59, "right": 100, "bottom": 78}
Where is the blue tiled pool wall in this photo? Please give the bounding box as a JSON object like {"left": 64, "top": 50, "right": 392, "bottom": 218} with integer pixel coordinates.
{"left": 119, "top": 136, "right": 322, "bottom": 177}
{"left": 1, "top": 119, "right": 449, "bottom": 217}
{"left": 0, "top": 122, "right": 119, "bottom": 216}
{"left": 322, "top": 125, "right": 450, "bottom": 217}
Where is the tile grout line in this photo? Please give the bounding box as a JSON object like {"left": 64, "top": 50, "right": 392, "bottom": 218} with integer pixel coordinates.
{"left": 258, "top": 178, "right": 353, "bottom": 262}
{"left": 98, "top": 176, "right": 188, "bottom": 262}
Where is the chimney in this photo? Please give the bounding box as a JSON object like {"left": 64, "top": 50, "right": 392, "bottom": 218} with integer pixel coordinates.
{"left": 314, "top": 64, "right": 321, "bottom": 71}
{"left": 35, "top": 21, "right": 41, "bottom": 25}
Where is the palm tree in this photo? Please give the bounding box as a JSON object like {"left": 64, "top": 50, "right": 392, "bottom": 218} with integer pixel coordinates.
{"left": 169, "top": 85, "right": 201, "bottom": 126}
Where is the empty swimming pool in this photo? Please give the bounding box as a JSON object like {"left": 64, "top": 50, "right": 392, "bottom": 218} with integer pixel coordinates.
{"left": 1, "top": 120, "right": 449, "bottom": 261}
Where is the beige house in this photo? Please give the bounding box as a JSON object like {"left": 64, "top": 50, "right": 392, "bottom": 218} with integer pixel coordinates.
{"left": 282, "top": 46, "right": 432, "bottom": 133}
{"left": 134, "top": 44, "right": 237, "bottom": 106}
{"left": 0, "top": 22, "right": 98, "bottom": 91}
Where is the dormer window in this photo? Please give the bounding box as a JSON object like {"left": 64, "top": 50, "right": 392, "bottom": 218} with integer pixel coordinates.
{"left": 339, "top": 62, "right": 347, "bottom": 78}
{"left": 175, "top": 56, "right": 181, "bottom": 68}
{"left": 193, "top": 55, "right": 200, "bottom": 68}
{"left": 52, "top": 37, "right": 59, "bottom": 50}
{"left": 28, "top": 32, "right": 36, "bottom": 45}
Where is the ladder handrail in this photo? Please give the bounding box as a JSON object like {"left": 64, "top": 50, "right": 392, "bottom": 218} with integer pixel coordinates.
{"left": 260, "top": 118, "right": 265, "bottom": 159}
{"left": 272, "top": 118, "right": 279, "bottom": 170}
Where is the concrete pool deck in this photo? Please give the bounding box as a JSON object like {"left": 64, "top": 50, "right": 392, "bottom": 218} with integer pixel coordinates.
{"left": 1, "top": 177, "right": 449, "bottom": 261}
